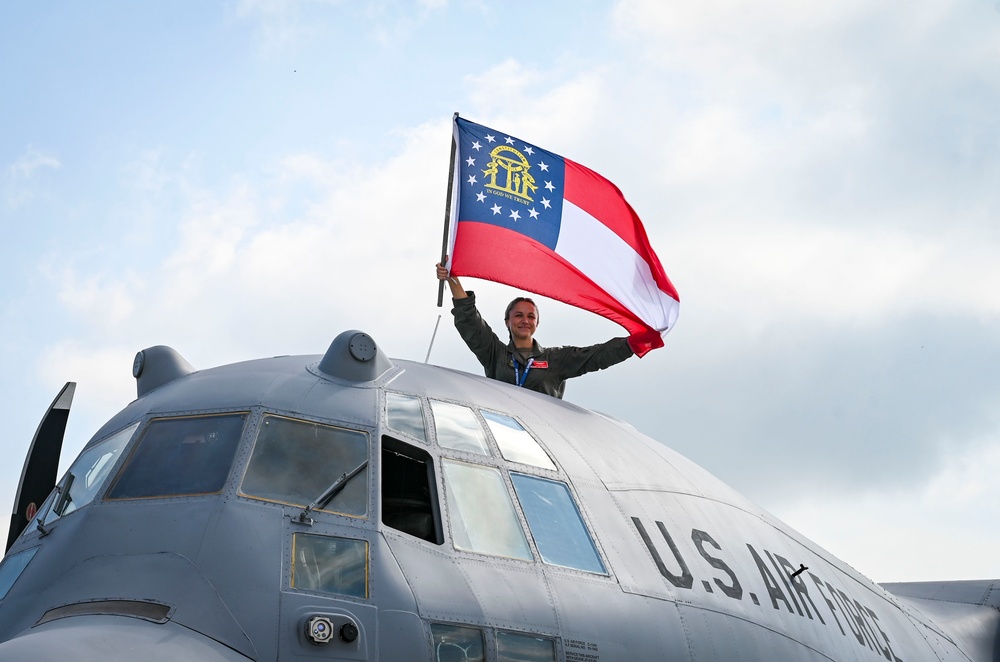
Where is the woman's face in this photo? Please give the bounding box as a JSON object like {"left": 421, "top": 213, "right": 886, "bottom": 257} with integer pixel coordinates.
{"left": 506, "top": 301, "right": 538, "bottom": 344}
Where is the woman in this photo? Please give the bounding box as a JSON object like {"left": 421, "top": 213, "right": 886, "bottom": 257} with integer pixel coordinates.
{"left": 436, "top": 262, "right": 639, "bottom": 399}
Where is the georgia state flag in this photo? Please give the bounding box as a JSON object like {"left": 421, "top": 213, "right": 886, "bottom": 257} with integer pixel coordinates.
{"left": 446, "top": 116, "right": 679, "bottom": 356}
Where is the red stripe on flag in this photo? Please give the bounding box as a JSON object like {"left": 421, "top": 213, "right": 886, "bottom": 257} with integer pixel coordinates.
{"left": 563, "top": 159, "right": 678, "bottom": 302}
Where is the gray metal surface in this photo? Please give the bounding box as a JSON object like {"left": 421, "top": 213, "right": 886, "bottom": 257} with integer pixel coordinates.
{"left": 883, "top": 580, "right": 1000, "bottom": 609}
{"left": 0, "top": 615, "right": 253, "bottom": 660}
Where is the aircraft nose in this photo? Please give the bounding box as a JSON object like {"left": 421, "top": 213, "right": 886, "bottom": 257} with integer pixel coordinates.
{"left": 0, "top": 614, "right": 253, "bottom": 661}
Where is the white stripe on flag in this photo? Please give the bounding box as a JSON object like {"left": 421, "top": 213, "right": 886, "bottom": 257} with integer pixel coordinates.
{"left": 555, "top": 200, "right": 679, "bottom": 332}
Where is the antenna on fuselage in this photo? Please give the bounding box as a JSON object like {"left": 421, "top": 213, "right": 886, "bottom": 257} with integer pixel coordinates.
{"left": 424, "top": 314, "right": 442, "bottom": 364}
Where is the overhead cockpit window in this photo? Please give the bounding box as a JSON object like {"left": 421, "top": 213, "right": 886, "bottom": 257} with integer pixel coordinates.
{"left": 107, "top": 415, "right": 246, "bottom": 500}
{"left": 510, "top": 474, "right": 606, "bottom": 574}
{"left": 291, "top": 533, "right": 368, "bottom": 599}
{"left": 441, "top": 459, "right": 531, "bottom": 561}
{"left": 430, "top": 401, "right": 490, "bottom": 456}
{"left": 386, "top": 392, "right": 428, "bottom": 444}
{"left": 430, "top": 623, "right": 484, "bottom": 662}
{"left": 240, "top": 415, "right": 368, "bottom": 518}
{"left": 480, "top": 411, "right": 556, "bottom": 471}
{"left": 42, "top": 422, "right": 138, "bottom": 524}
{"left": 497, "top": 632, "right": 556, "bottom": 661}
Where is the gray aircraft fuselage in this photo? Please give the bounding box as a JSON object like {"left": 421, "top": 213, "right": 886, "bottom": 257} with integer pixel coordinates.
{"left": 0, "top": 330, "right": 996, "bottom": 661}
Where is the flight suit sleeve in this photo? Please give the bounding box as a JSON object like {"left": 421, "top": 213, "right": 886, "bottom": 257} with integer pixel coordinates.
{"left": 551, "top": 338, "right": 634, "bottom": 381}
{"left": 451, "top": 292, "right": 505, "bottom": 377}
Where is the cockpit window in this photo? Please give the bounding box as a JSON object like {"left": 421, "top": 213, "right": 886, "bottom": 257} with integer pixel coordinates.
{"left": 431, "top": 624, "right": 484, "bottom": 662}
{"left": 0, "top": 547, "right": 39, "bottom": 600}
{"left": 480, "top": 411, "right": 555, "bottom": 470}
{"left": 441, "top": 459, "right": 531, "bottom": 561}
{"left": 386, "top": 392, "right": 427, "bottom": 443}
{"left": 291, "top": 533, "right": 368, "bottom": 599}
{"left": 430, "top": 401, "right": 490, "bottom": 456}
{"left": 108, "top": 415, "right": 246, "bottom": 499}
{"left": 497, "top": 632, "right": 556, "bottom": 661}
{"left": 240, "top": 415, "right": 369, "bottom": 518}
{"left": 510, "top": 474, "right": 606, "bottom": 574}
{"left": 42, "top": 422, "right": 138, "bottom": 523}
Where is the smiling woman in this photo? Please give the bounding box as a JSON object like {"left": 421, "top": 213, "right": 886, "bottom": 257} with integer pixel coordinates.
{"left": 435, "top": 263, "right": 637, "bottom": 399}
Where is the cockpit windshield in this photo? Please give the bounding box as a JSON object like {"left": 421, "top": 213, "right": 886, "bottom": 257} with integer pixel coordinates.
{"left": 240, "top": 414, "right": 369, "bottom": 518}
{"left": 42, "top": 422, "right": 138, "bottom": 523}
{"left": 510, "top": 474, "right": 606, "bottom": 574}
{"left": 107, "top": 414, "right": 247, "bottom": 499}
{"left": 441, "top": 459, "right": 531, "bottom": 560}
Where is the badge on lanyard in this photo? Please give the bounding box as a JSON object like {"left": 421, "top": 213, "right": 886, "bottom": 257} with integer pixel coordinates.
{"left": 512, "top": 357, "right": 535, "bottom": 387}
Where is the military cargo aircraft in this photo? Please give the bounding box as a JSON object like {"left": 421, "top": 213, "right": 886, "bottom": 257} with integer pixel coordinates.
{"left": 0, "top": 330, "right": 997, "bottom": 660}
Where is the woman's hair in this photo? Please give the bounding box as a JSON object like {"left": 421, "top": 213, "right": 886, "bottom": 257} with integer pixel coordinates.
{"left": 504, "top": 297, "right": 539, "bottom": 324}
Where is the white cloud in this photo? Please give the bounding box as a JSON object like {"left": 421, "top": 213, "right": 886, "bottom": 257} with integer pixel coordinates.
{"left": 37, "top": 118, "right": 453, "bottom": 367}
{"left": 53, "top": 271, "right": 140, "bottom": 331}
{"left": 235, "top": 0, "right": 449, "bottom": 53}
{"left": 164, "top": 183, "right": 262, "bottom": 278}
{"left": 4, "top": 146, "right": 61, "bottom": 208}
{"left": 611, "top": 0, "right": 948, "bottom": 99}
{"left": 612, "top": 0, "right": 1000, "bottom": 202}
{"left": 36, "top": 343, "right": 135, "bottom": 408}
{"left": 9, "top": 148, "right": 61, "bottom": 179}
{"left": 35, "top": 341, "right": 140, "bottom": 461}
{"left": 463, "top": 59, "right": 609, "bottom": 154}
{"left": 233, "top": 0, "right": 335, "bottom": 53}
{"left": 122, "top": 149, "right": 174, "bottom": 198}
{"left": 670, "top": 220, "right": 1000, "bottom": 335}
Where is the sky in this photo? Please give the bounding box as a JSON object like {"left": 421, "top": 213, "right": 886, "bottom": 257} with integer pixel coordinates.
{"left": 1, "top": 0, "right": 998, "bottom": 583}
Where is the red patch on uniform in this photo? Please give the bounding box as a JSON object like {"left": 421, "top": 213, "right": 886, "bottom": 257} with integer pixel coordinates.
{"left": 532, "top": 361, "right": 549, "bottom": 369}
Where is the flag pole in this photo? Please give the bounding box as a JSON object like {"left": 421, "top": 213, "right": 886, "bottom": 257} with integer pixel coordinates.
{"left": 437, "top": 112, "right": 459, "bottom": 307}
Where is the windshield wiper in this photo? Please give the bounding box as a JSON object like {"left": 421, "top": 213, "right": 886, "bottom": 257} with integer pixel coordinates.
{"left": 295, "top": 460, "right": 368, "bottom": 525}
{"left": 52, "top": 473, "right": 75, "bottom": 517}
{"left": 35, "top": 472, "right": 75, "bottom": 537}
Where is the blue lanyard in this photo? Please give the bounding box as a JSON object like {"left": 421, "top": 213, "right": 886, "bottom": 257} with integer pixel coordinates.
{"left": 513, "top": 357, "right": 535, "bottom": 387}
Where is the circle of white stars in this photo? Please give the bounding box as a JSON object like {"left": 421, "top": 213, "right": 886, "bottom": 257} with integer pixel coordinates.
{"left": 463, "top": 132, "right": 556, "bottom": 223}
